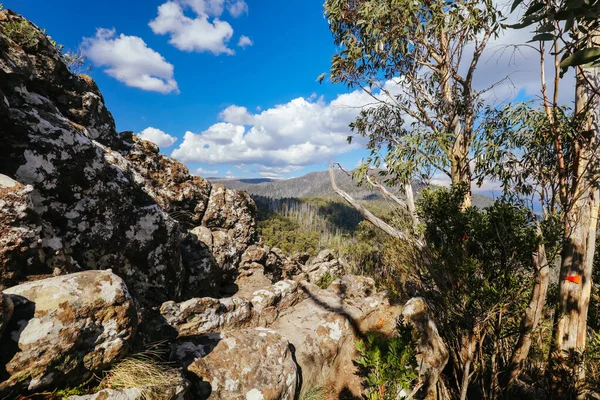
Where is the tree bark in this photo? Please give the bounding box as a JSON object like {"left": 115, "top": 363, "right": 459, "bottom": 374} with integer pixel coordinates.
{"left": 549, "top": 29, "right": 600, "bottom": 395}
{"left": 329, "top": 165, "right": 419, "bottom": 245}
{"left": 505, "top": 237, "right": 550, "bottom": 387}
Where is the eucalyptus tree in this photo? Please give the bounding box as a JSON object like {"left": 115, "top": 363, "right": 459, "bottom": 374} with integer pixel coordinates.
{"left": 323, "top": 0, "right": 517, "bottom": 398}
{"left": 494, "top": 0, "right": 600, "bottom": 394}
{"left": 324, "top": 0, "right": 504, "bottom": 208}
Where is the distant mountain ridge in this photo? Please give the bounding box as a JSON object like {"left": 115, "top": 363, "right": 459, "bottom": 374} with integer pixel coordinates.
{"left": 209, "top": 170, "right": 494, "bottom": 207}
{"left": 210, "top": 170, "right": 402, "bottom": 200}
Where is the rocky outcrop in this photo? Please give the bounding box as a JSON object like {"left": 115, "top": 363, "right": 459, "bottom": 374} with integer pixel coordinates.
{"left": 187, "top": 328, "right": 298, "bottom": 400}
{"left": 0, "top": 9, "right": 257, "bottom": 303}
{"left": 0, "top": 10, "right": 183, "bottom": 302}
{"left": 158, "top": 274, "right": 398, "bottom": 398}
{"left": 0, "top": 270, "right": 137, "bottom": 396}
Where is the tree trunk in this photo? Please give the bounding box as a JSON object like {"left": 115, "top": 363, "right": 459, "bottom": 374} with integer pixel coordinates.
{"left": 459, "top": 326, "right": 478, "bottom": 400}
{"left": 549, "top": 30, "right": 600, "bottom": 395}
{"left": 402, "top": 297, "right": 450, "bottom": 400}
{"left": 505, "top": 238, "right": 550, "bottom": 387}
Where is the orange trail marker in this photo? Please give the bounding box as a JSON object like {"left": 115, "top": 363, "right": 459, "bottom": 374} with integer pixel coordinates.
{"left": 565, "top": 275, "right": 581, "bottom": 284}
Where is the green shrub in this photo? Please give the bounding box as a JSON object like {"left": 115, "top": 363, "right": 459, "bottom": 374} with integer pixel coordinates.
{"left": 3, "top": 20, "right": 39, "bottom": 48}
{"left": 354, "top": 325, "right": 418, "bottom": 400}
{"left": 316, "top": 271, "right": 337, "bottom": 289}
{"left": 257, "top": 213, "right": 321, "bottom": 255}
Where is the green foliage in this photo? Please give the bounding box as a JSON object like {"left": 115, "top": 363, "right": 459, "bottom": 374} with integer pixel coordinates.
{"left": 51, "top": 377, "right": 99, "bottom": 399}
{"left": 3, "top": 20, "right": 39, "bottom": 49}
{"left": 316, "top": 271, "right": 337, "bottom": 289}
{"left": 324, "top": 0, "right": 504, "bottom": 187}
{"left": 510, "top": 0, "right": 600, "bottom": 74}
{"left": 418, "top": 185, "right": 539, "bottom": 323}
{"left": 355, "top": 326, "right": 418, "bottom": 400}
{"left": 417, "top": 185, "right": 542, "bottom": 393}
{"left": 257, "top": 213, "right": 322, "bottom": 255}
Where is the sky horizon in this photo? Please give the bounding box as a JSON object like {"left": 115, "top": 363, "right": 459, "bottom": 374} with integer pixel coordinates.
{"left": 5, "top": 0, "right": 575, "bottom": 189}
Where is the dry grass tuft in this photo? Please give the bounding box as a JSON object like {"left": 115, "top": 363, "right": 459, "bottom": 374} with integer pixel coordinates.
{"left": 299, "top": 386, "right": 325, "bottom": 400}
{"left": 100, "top": 351, "right": 181, "bottom": 400}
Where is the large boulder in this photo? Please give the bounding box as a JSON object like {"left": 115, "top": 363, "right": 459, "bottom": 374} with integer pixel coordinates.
{"left": 187, "top": 328, "right": 298, "bottom": 400}
{"left": 0, "top": 270, "right": 137, "bottom": 396}
{"left": 270, "top": 276, "right": 400, "bottom": 397}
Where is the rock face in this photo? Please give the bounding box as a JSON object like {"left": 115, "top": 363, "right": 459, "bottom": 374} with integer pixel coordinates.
{"left": 271, "top": 276, "right": 399, "bottom": 397}
{"left": 0, "top": 270, "right": 137, "bottom": 396}
{"left": 187, "top": 328, "right": 298, "bottom": 400}
{"left": 0, "top": 10, "right": 257, "bottom": 303}
{"left": 0, "top": 174, "right": 67, "bottom": 288}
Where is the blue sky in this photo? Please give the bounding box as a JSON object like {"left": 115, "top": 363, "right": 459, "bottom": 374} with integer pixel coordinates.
{"left": 7, "top": 0, "right": 375, "bottom": 179}
{"left": 5, "top": 0, "right": 571, "bottom": 182}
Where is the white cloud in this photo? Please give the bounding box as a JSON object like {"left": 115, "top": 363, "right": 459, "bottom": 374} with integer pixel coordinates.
{"left": 83, "top": 28, "right": 178, "bottom": 94}
{"left": 227, "top": 0, "right": 248, "bottom": 17}
{"left": 149, "top": 0, "right": 248, "bottom": 55}
{"left": 170, "top": 83, "right": 393, "bottom": 168}
{"left": 258, "top": 165, "right": 302, "bottom": 179}
{"left": 467, "top": 4, "right": 575, "bottom": 105}
{"left": 218, "top": 105, "right": 253, "bottom": 125}
{"left": 195, "top": 167, "right": 219, "bottom": 175}
{"left": 237, "top": 35, "right": 253, "bottom": 48}
{"left": 138, "top": 127, "right": 177, "bottom": 148}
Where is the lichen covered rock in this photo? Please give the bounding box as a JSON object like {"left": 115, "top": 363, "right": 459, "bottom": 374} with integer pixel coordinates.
{"left": 187, "top": 328, "right": 297, "bottom": 400}
{"left": 0, "top": 10, "right": 184, "bottom": 303}
{"left": 271, "top": 276, "right": 399, "bottom": 397}
{"left": 160, "top": 297, "right": 253, "bottom": 338}
{"left": 0, "top": 174, "right": 69, "bottom": 288}
{"left": 0, "top": 270, "right": 137, "bottom": 396}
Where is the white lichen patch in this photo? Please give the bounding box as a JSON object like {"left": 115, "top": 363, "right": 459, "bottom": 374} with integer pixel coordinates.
{"left": 322, "top": 321, "right": 343, "bottom": 342}
{"left": 97, "top": 277, "right": 120, "bottom": 304}
{"left": 225, "top": 379, "right": 240, "bottom": 391}
{"left": 18, "top": 318, "right": 57, "bottom": 346}
{"left": 125, "top": 212, "right": 160, "bottom": 243}
{"left": 246, "top": 389, "right": 264, "bottom": 400}
{"left": 16, "top": 150, "right": 56, "bottom": 184}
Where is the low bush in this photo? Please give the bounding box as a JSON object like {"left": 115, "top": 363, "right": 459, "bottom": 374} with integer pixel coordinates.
{"left": 3, "top": 19, "right": 39, "bottom": 48}
{"left": 354, "top": 325, "right": 417, "bottom": 400}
